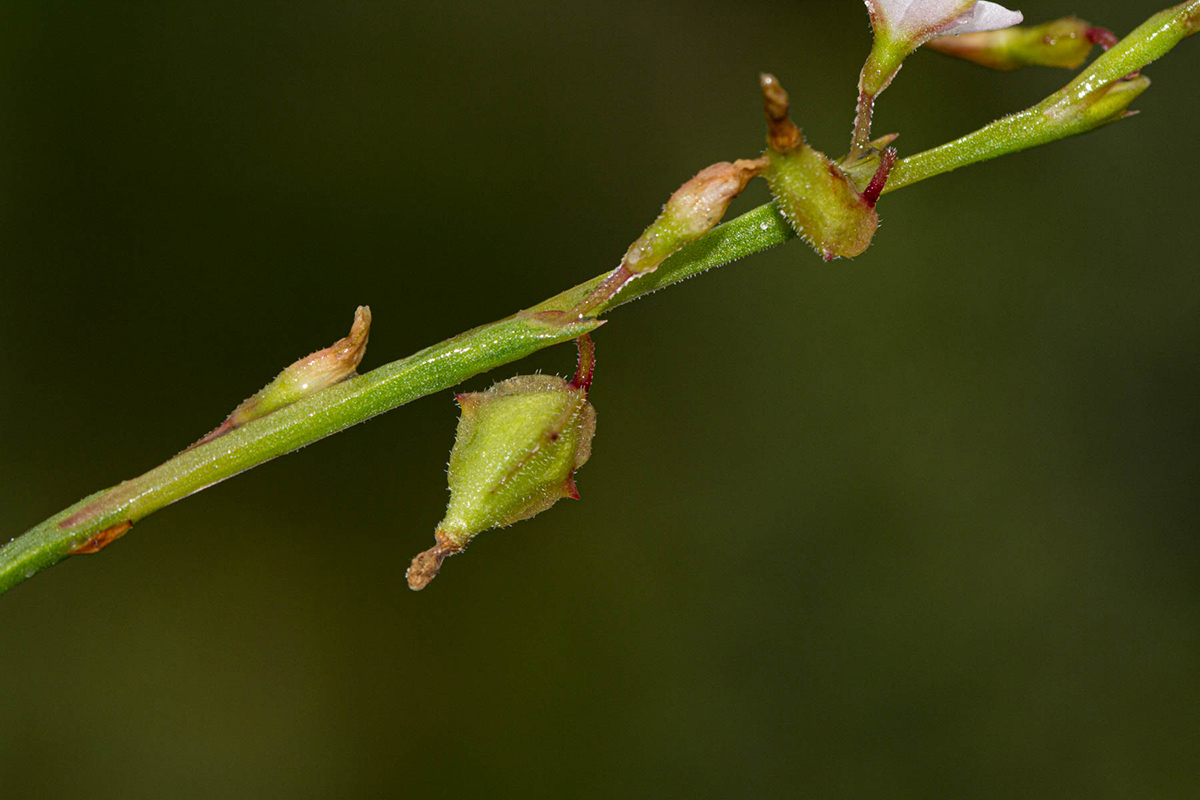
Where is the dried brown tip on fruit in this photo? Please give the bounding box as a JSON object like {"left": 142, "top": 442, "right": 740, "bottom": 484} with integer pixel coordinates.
{"left": 406, "top": 532, "right": 462, "bottom": 591}
{"left": 760, "top": 73, "right": 802, "bottom": 152}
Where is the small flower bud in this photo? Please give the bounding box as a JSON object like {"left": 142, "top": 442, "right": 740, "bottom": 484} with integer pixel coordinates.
{"left": 1076, "top": 74, "right": 1151, "bottom": 126}
{"left": 622, "top": 160, "right": 766, "bottom": 274}
{"left": 573, "top": 160, "right": 764, "bottom": 315}
{"left": 195, "top": 306, "right": 371, "bottom": 446}
{"left": 927, "top": 17, "right": 1115, "bottom": 71}
{"left": 760, "top": 75, "right": 895, "bottom": 261}
{"left": 407, "top": 336, "right": 598, "bottom": 590}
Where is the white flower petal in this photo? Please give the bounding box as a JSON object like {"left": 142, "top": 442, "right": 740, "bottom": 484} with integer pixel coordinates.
{"left": 898, "top": 0, "right": 974, "bottom": 35}
{"left": 940, "top": 1, "right": 1023, "bottom": 35}
{"left": 857, "top": 0, "right": 1024, "bottom": 101}
{"left": 865, "top": 0, "right": 1022, "bottom": 42}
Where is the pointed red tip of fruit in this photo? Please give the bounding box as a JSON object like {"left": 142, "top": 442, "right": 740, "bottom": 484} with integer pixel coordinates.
{"left": 563, "top": 475, "right": 580, "bottom": 500}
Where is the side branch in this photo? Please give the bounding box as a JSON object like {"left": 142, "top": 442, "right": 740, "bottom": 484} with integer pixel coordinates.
{"left": 885, "top": 0, "right": 1199, "bottom": 192}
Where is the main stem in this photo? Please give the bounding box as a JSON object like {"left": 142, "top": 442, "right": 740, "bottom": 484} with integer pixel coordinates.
{"left": 0, "top": 204, "right": 795, "bottom": 595}
{"left": 3, "top": 1, "right": 1196, "bottom": 595}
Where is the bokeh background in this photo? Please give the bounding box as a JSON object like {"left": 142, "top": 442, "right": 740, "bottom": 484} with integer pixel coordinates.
{"left": 3, "top": 1, "right": 1198, "bottom": 797}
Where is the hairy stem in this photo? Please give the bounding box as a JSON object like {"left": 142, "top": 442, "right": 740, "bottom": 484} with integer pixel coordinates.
{"left": 848, "top": 91, "right": 878, "bottom": 161}
{"left": 0, "top": 205, "right": 793, "bottom": 595}
{"left": 2, "top": 1, "right": 1196, "bottom": 596}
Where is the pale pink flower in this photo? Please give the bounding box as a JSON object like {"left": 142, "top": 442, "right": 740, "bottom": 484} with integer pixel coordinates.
{"left": 850, "top": 0, "right": 1023, "bottom": 157}
{"left": 865, "top": 0, "right": 1023, "bottom": 48}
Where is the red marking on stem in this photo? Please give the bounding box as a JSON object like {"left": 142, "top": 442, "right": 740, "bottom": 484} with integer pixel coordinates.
{"left": 571, "top": 334, "right": 596, "bottom": 394}
{"left": 189, "top": 419, "right": 236, "bottom": 450}
{"left": 860, "top": 148, "right": 898, "bottom": 209}
{"left": 61, "top": 507, "right": 95, "bottom": 529}
{"left": 60, "top": 494, "right": 121, "bottom": 529}
{"left": 572, "top": 264, "right": 637, "bottom": 317}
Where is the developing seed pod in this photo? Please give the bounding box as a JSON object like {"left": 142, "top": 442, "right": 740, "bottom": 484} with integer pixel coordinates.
{"left": 193, "top": 306, "right": 371, "bottom": 446}
{"left": 407, "top": 335, "right": 598, "bottom": 590}
{"left": 760, "top": 74, "right": 895, "bottom": 261}
{"left": 926, "top": 18, "right": 1117, "bottom": 71}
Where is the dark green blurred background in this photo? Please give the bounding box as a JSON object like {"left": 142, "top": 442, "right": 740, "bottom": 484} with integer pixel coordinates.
{"left": 3, "top": 1, "right": 1198, "bottom": 797}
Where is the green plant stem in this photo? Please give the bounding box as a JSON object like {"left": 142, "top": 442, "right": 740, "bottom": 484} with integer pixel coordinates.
{"left": 886, "top": 0, "right": 1199, "bottom": 191}
{"left": 2, "top": 1, "right": 1196, "bottom": 596}
{"left": 0, "top": 206, "right": 795, "bottom": 596}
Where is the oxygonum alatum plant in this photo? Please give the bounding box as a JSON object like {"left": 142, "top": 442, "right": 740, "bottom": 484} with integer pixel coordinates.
{"left": 3, "top": 0, "right": 1198, "bottom": 595}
